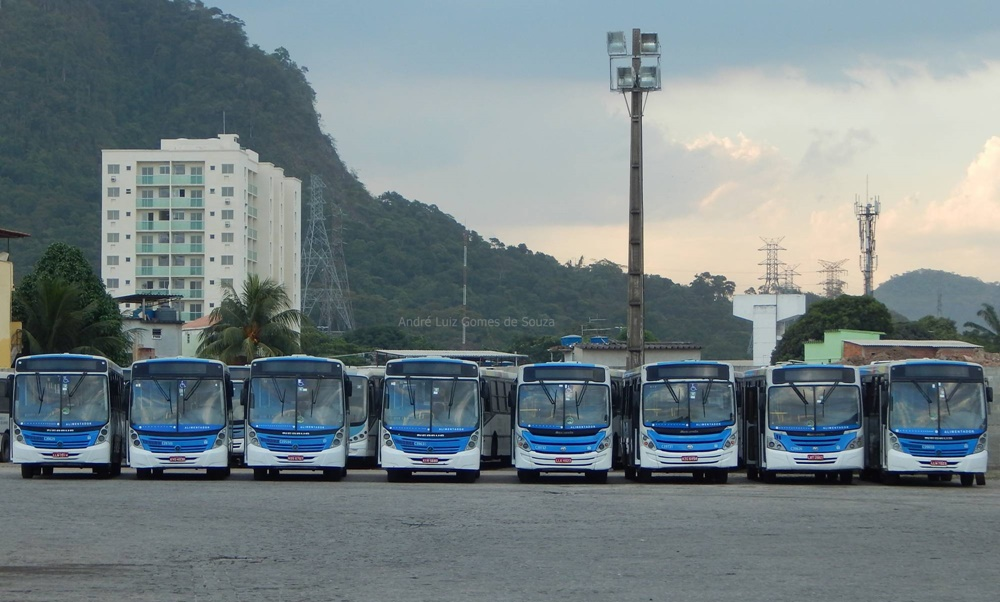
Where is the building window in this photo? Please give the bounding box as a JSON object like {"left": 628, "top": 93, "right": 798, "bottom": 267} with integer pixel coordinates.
{"left": 221, "top": 233, "right": 234, "bottom": 243}
{"left": 140, "top": 258, "right": 153, "bottom": 268}
{"left": 152, "top": 329, "right": 162, "bottom": 340}
{"left": 106, "top": 210, "right": 119, "bottom": 220}
{"left": 107, "top": 233, "right": 119, "bottom": 243}
{"left": 158, "top": 233, "right": 169, "bottom": 243}
{"left": 173, "top": 211, "right": 185, "bottom": 220}
{"left": 125, "top": 211, "right": 131, "bottom": 217}
{"left": 191, "top": 189, "right": 203, "bottom": 199}
{"left": 173, "top": 233, "right": 185, "bottom": 244}
{"left": 126, "top": 165, "right": 132, "bottom": 171}
{"left": 209, "top": 188, "right": 215, "bottom": 194}
{"left": 107, "top": 278, "right": 119, "bottom": 288}
{"left": 141, "top": 190, "right": 154, "bottom": 200}
{"left": 221, "top": 278, "right": 234, "bottom": 288}
{"left": 158, "top": 255, "right": 169, "bottom": 267}
{"left": 173, "top": 278, "right": 185, "bottom": 289}
{"left": 125, "top": 257, "right": 131, "bottom": 263}
{"left": 107, "top": 164, "right": 120, "bottom": 175}
{"left": 107, "top": 256, "right": 119, "bottom": 266}
{"left": 221, "top": 186, "right": 234, "bottom": 197}
{"left": 158, "top": 279, "right": 169, "bottom": 290}
{"left": 125, "top": 234, "right": 131, "bottom": 240}
{"left": 107, "top": 187, "right": 120, "bottom": 197}
{"left": 172, "top": 256, "right": 185, "bottom": 266}
{"left": 173, "top": 164, "right": 186, "bottom": 175}
{"left": 158, "top": 187, "right": 169, "bottom": 198}
{"left": 221, "top": 210, "right": 234, "bottom": 220}
{"left": 141, "top": 281, "right": 154, "bottom": 290}
{"left": 209, "top": 211, "right": 215, "bottom": 217}
{"left": 178, "top": 189, "right": 186, "bottom": 198}
{"left": 191, "top": 235, "right": 203, "bottom": 245}
{"left": 189, "top": 304, "right": 203, "bottom": 318}
{"left": 221, "top": 256, "right": 234, "bottom": 266}
{"left": 125, "top": 189, "right": 132, "bottom": 195}
{"left": 158, "top": 210, "right": 169, "bottom": 221}
{"left": 141, "top": 166, "right": 153, "bottom": 177}
{"left": 191, "top": 211, "right": 203, "bottom": 221}
{"left": 191, "top": 166, "right": 203, "bottom": 176}
{"left": 159, "top": 165, "right": 170, "bottom": 175}
{"left": 190, "top": 281, "right": 202, "bottom": 291}
{"left": 209, "top": 280, "right": 215, "bottom": 285}
{"left": 222, "top": 163, "right": 234, "bottom": 174}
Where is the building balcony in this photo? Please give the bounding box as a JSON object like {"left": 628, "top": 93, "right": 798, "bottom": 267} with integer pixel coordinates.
{"left": 170, "top": 220, "right": 204, "bottom": 231}
{"left": 247, "top": 228, "right": 258, "bottom": 240}
{"left": 137, "top": 198, "right": 171, "bottom": 209}
{"left": 138, "top": 175, "right": 172, "bottom": 186}
{"left": 137, "top": 221, "right": 169, "bottom": 231}
{"left": 171, "top": 243, "right": 205, "bottom": 254}
{"left": 136, "top": 243, "right": 171, "bottom": 254}
{"left": 248, "top": 183, "right": 258, "bottom": 197}
{"left": 180, "top": 312, "right": 204, "bottom": 322}
{"left": 247, "top": 206, "right": 258, "bottom": 219}
{"left": 138, "top": 175, "right": 204, "bottom": 186}
{"left": 247, "top": 251, "right": 258, "bottom": 263}
{"left": 171, "top": 175, "right": 205, "bottom": 185}
{"left": 171, "top": 197, "right": 205, "bottom": 208}
{"left": 181, "top": 289, "right": 204, "bottom": 300}
{"left": 170, "top": 266, "right": 204, "bottom": 277}
{"left": 136, "top": 266, "right": 171, "bottom": 277}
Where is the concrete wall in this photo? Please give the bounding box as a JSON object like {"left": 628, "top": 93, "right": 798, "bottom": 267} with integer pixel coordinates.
{"left": 0, "top": 260, "right": 11, "bottom": 368}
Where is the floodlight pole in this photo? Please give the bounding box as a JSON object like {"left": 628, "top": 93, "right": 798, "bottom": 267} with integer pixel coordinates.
{"left": 626, "top": 28, "right": 645, "bottom": 371}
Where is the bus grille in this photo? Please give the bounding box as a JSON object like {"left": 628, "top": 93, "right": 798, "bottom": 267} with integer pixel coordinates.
{"left": 257, "top": 434, "right": 327, "bottom": 452}
{"left": 144, "top": 437, "right": 212, "bottom": 453}
{"left": 899, "top": 438, "right": 973, "bottom": 458}
{"left": 23, "top": 431, "right": 97, "bottom": 449}
{"left": 393, "top": 435, "right": 465, "bottom": 454}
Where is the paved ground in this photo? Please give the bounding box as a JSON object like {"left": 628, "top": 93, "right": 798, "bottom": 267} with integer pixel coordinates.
{"left": 0, "top": 464, "right": 997, "bottom": 602}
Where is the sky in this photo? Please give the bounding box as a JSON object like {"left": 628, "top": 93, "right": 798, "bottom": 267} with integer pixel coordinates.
{"left": 210, "top": 0, "right": 1000, "bottom": 295}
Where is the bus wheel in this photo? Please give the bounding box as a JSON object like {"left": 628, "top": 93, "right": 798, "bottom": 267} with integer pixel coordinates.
{"left": 760, "top": 469, "right": 776, "bottom": 484}
{"left": 746, "top": 466, "right": 759, "bottom": 481}
{"left": 458, "top": 470, "right": 479, "bottom": 483}
{"left": 940, "top": 474, "right": 953, "bottom": 482}
{"left": 41, "top": 466, "right": 53, "bottom": 476}
{"left": 637, "top": 468, "right": 652, "bottom": 483}
{"left": 136, "top": 468, "right": 152, "bottom": 480}
{"left": 976, "top": 473, "right": 986, "bottom": 486}
{"left": 253, "top": 468, "right": 268, "bottom": 481}
{"left": 960, "top": 473, "right": 974, "bottom": 487}
{"left": 20, "top": 464, "right": 35, "bottom": 479}
{"left": 323, "top": 468, "right": 343, "bottom": 481}
{"left": 490, "top": 434, "right": 498, "bottom": 459}
{"left": 839, "top": 471, "right": 853, "bottom": 485}
{"left": 712, "top": 471, "right": 729, "bottom": 484}
{"left": 0, "top": 433, "right": 9, "bottom": 463}
{"left": 207, "top": 467, "right": 228, "bottom": 480}
{"left": 386, "top": 469, "right": 410, "bottom": 483}
{"left": 517, "top": 469, "right": 539, "bottom": 483}
{"left": 585, "top": 471, "right": 608, "bottom": 484}
{"left": 624, "top": 464, "right": 636, "bottom": 481}
{"left": 880, "top": 470, "right": 899, "bottom": 485}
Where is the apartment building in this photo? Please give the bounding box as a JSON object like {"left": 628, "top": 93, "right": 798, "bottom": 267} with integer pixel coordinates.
{"left": 101, "top": 134, "right": 301, "bottom": 322}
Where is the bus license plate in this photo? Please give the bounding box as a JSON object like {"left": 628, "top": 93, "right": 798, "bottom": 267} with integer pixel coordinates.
{"left": 681, "top": 455, "right": 698, "bottom": 462}
{"left": 807, "top": 454, "right": 825, "bottom": 461}
{"left": 51, "top": 452, "right": 69, "bottom": 459}
{"left": 930, "top": 460, "right": 948, "bottom": 467}
{"left": 287, "top": 455, "right": 304, "bottom": 462}
{"left": 421, "top": 457, "right": 439, "bottom": 464}
{"left": 555, "top": 457, "right": 572, "bottom": 464}
{"left": 169, "top": 456, "right": 186, "bottom": 463}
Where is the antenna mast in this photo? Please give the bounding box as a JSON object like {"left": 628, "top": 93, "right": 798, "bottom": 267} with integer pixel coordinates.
{"left": 302, "top": 175, "right": 354, "bottom": 332}
{"left": 855, "top": 189, "right": 881, "bottom": 296}
{"left": 757, "top": 237, "right": 786, "bottom": 294}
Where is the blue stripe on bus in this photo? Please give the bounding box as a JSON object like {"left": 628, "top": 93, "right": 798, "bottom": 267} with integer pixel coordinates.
{"left": 22, "top": 429, "right": 101, "bottom": 449}
{"left": 522, "top": 430, "right": 606, "bottom": 454}
{"left": 650, "top": 427, "right": 732, "bottom": 452}
{"left": 256, "top": 433, "right": 332, "bottom": 452}
{"left": 390, "top": 434, "right": 470, "bottom": 455}
{"left": 774, "top": 432, "right": 855, "bottom": 453}
{"left": 896, "top": 435, "right": 977, "bottom": 458}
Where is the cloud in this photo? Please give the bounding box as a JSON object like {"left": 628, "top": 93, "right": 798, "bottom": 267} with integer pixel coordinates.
{"left": 920, "top": 137, "right": 1000, "bottom": 233}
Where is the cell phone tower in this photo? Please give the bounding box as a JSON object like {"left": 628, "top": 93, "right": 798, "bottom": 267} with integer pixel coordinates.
{"left": 817, "top": 259, "right": 848, "bottom": 298}
{"left": 855, "top": 192, "right": 880, "bottom": 296}
{"left": 302, "top": 175, "right": 354, "bottom": 332}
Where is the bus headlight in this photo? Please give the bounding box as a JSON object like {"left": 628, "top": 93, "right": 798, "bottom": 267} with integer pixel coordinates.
{"left": 466, "top": 432, "right": 479, "bottom": 450}
{"left": 130, "top": 429, "right": 141, "bottom": 448}
{"left": 98, "top": 435, "right": 107, "bottom": 443}
{"left": 383, "top": 432, "right": 394, "bottom": 448}
{"left": 350, "top": 431, "right": 367, "bottom": 442}
{"left": 975, "top": 434, "right": 987, "bottom": 453}
{"left": 723, "top": 434, "right": 737, "bottom": 449}
{"left": 515, "top": 433, "right": 530, "bottom": 451}
{"left": 597, "top": 436, "right": 612, "bottom": 452}
{"left": 213, "top": 431, "right": 227, "bottom": 448}
{"left": 331, "top": 428, "right": 345, "bottom": 449}
{"left": 846, "top": 434, "right": 863, "bottom": 450}
{"left": 766, "top": 435, "right": 785, "bottom": 451}
{"left": 248, "top": 428, "right": 259, "bottom": 446}
{"left": 641, "top": 433, "right": 656, "bottom": 450}
{"left": 889, "top": 433, "right": 901, "bottom": 451}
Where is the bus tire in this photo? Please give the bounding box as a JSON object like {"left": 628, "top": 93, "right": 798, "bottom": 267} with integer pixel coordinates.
{"left": 585, "top": 470, "right": 608, "bottom": 484}
{"left": 458, "top": 470, "right": 479, "bottom": 483}
{"left": 880, "top": 470, "right": 899, "bottom": 485}
{"left": 760, "top": 469, "right": 776, "bottom": 484}
{"left": 0, "top": 433, "right": 9, "bottom": 463}
{"left": 624, "top": 463, "right": 636, "bottom": 481}
{"left": 20, "top": 464, "right": 35, "bottom": 479}
{"left": 940, "top": 474, "right": 953, "bottom": 482}
{"left": 323, "top": 468, "right": 343, "bottom": 481}
{"left": 490, "top": 433, "right": 498, "bottom": 459}
{"left": 253, "top": 468, "right": 267, "bottom": 481}
{"left": 637, "top": 468, "right": 652, "bottom": 483}
{"left": 517, "top": 469, "right": 538, "bottom": 483}
{"left": 386, "top": 469, "right": 410, "bottom": 483}
{"left": 136, "top": 468, "right": 152, "bottom": 480}
{"left": 712, "top": 471, "right": 729, "bottom": 484}
{"left": 839, "top": 471, "right": 853, "bottom": 485}
{"left": 976, "top": 473, "right": 986, "bottom": 486}
{"left": 960, "top": 473, "right": 974, "bottom": 487}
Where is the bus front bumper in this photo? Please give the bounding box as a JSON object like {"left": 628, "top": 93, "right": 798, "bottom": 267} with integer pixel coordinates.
{"left": 639, "top": 445, "right": 737, "bottom": 471}
{"left": 380, "top": 445, "right": 480, "bottom": 472}
{"left": 245, "top": 442, "right": 346, "bottom": 470}
{"left": 514, "top": 448, "right": 613, "bottom": 472}
{"left": 763, "top": 447, "right": 863, "bottom": 472}
{"left": 886, "top": 448, "right": 987, "bottom": 475}
{"left": 128, "top": 445, "right": 229, "bottom": 469}
{"left": 12, "top": 439, "right": 110, "bottom": 466}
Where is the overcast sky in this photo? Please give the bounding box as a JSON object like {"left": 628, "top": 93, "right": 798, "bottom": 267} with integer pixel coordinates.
{"left": 211, "top": 0, "right": 1000, "bottom": 294}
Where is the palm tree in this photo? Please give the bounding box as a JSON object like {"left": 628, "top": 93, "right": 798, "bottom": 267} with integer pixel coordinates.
{"left": 18, "top": 277, "right": 129, "bottom": 359}
{"left": 963, "top": 303, "right": 1000, "bottom": 352}
{"left": 197, "top": 275, "right": 301, "bottom": 364}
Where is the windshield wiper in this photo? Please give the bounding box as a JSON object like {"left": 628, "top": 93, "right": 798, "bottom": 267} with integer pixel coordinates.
{"left": 446, "top": 377, "right": 458, "bottom": 419}
{"left": 575, "top": 380, "right": 592, "bottom": 421}
{"left": 906, "top": 381, "right": 936, "bottom": 419}
{"left": 67, "top": 373, "right": 88, "bottom": 399}
{"left": 35, "top": 373, "right": 45, "bottom": 414}
{"left": 700, "top": 380, "right": 715, "bottom": 417}
{"left": 152, "top": 379, "right": 174, "bottom": 415}
{"left": 403, "top": 377, "right": 417, "bottom": 418}
{"left": 536, "top": 379, "right": 559, "bottom": 418}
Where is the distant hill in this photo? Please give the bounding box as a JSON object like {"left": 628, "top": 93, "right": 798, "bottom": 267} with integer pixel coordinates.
{"left": 874, "top": 269, "right": 1000, "bottom": 327}
{"left": 0, "top": 0, "right": 750, "bottom": 358}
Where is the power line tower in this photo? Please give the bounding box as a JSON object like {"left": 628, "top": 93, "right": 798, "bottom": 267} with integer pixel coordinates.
{"left": 780, "top": 264, "right": 801, "bottom": 293}
{"left": 817, "top": 259, "right": 848, "bottom": 298}
{"left": 302, "top": 175, "right": 354, "bottom": 332}
{"left": 757, "top": 237, "right": 786, "bottom": 294}
{"left": 855, "top": 192, "right": 880, "bottom": 296}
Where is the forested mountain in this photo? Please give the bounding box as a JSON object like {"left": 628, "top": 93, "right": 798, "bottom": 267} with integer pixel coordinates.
{"left": 0, "top": 0, "right": 750, "bottom": 358}
{"left": 874, "top": 270, "right": 1000, "bottom": 328}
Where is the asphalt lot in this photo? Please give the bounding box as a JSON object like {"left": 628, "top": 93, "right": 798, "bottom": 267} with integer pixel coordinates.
{"left": 1, "top": 464, "right": 997, "bottom": 602}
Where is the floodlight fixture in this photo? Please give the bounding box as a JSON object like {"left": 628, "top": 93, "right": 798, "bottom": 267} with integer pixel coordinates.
{"left": 637, "top": 65, "right": 661, "bottom": 90}
{"left": 639, "top": 32, "right": 660, "bottom": 56}
{"left": 607, "top": 31, "right": 627, "bottom": 56}
{"left": 616, "top": 67, "right": 635, "bottom": 90}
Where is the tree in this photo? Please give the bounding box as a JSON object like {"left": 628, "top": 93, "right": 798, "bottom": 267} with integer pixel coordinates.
{"left": 17, "top": 277, "right": 129, "bottom": 360}
{"left": 197, "top": 275, "right": 301, "bottom": 364}
{"left": 689, "top": 272, "right": 736, "bottom": 302}
{"left": 894, "top": 315, "right": 960, "bottom": 341}
{"left": 772, "top": 295, "right": 893, "bottom": 363}
{"left": 13, "top": 243, "right": 129, "bottom": 364}
{"left": 963, "top": 303, "right": 1000, "bottom": 352}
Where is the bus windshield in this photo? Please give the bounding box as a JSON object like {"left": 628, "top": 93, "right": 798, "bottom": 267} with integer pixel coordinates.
{"left": 643, "top": 380, "right": 734, "bottom": 428}
{"left": 232, "top": 379, "right": 246, "bottom": 423}
{"left": 13, "top": 373, "right": 108, "bottom": 427}
{"left": 131, "top": 377, "right": 226, "bottom": 431}
{"left": 348, "top": 376, "right": 367, "bottom": 426}
{"left": 249, "top": 377, "right": 345, "bottom": 431}
{"left": 518, "top": 382, "right": 610, "bottom": 430}
{"left": 382, "top": 378, "right": 479, "bottom": 433}
{"left": 889, "top": 380, "right": 986, "bottom": 434}
{"left": 768, "top": 384, "right": 860, "bottom": 432}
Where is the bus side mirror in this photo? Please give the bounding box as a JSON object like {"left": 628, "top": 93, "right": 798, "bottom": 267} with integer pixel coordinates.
{"left": 480, "top": 381, "right": 489, "bottom": 400}
{"left": 987, "top": 386, "right": 993, "bottom": 403}
{"left": 240, "top": 384, "right": 249, "bottom": 407}
{"left": 345, "top": 376, "right": 353, "bottom": 399}
{"left": 3, "top": 374, "right": 11, "bottom": 400}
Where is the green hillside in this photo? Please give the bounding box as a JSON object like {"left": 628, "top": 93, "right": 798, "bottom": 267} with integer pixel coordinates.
{"left": 0, "top": 0, "right": 750, "bottom": 358}
{"left": 874, "top": 269, "right": 1000, "bottom": 328}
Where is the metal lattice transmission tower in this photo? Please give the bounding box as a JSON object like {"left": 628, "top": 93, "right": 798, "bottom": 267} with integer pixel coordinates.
{"left": 302, "top": 175, "right": 354, "bottom": 332}
{"left": 757, "top": 237, "right": 786, "bottom": 294}
{"left": 817, "top": 259, "right": 848, "bottom": 298}
{"left": 780, "top": 264, "right": 801, "bottom": 293}
{"left": 855, "top": 193, "right": 881, "bottom": 296}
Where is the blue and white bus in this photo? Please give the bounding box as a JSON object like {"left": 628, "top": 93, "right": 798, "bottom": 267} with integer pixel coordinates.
{"left": 128, "top": 357, "right": 232, "bottom": 479}
{"left": 861, "top": 359, "right": 991, "bottom": 486}
{"left": 739, "top": 364, "right": 863, "bottom": 484}
{"left": 480, "top": 366, "right": 516, "bottom": 465}
{"left": 228, "top": 365, "right": 249, "bottom": 466}
{"left": 621, "top": 361, "right": 737, "bottom": 483}
{"left": 513, "top": 362, "right": 614, "bottom": 483}
{"left": 245, "top": 356, "right": 350, "bottom": 480}
{"left": 8, "top": 354, "right": 127, "bottom": 478}
{"left": 379, "top": 357, "right": 485, "bottom": 482}
{"left": 346, "top": 366, "right": 383, "bottom": 467}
